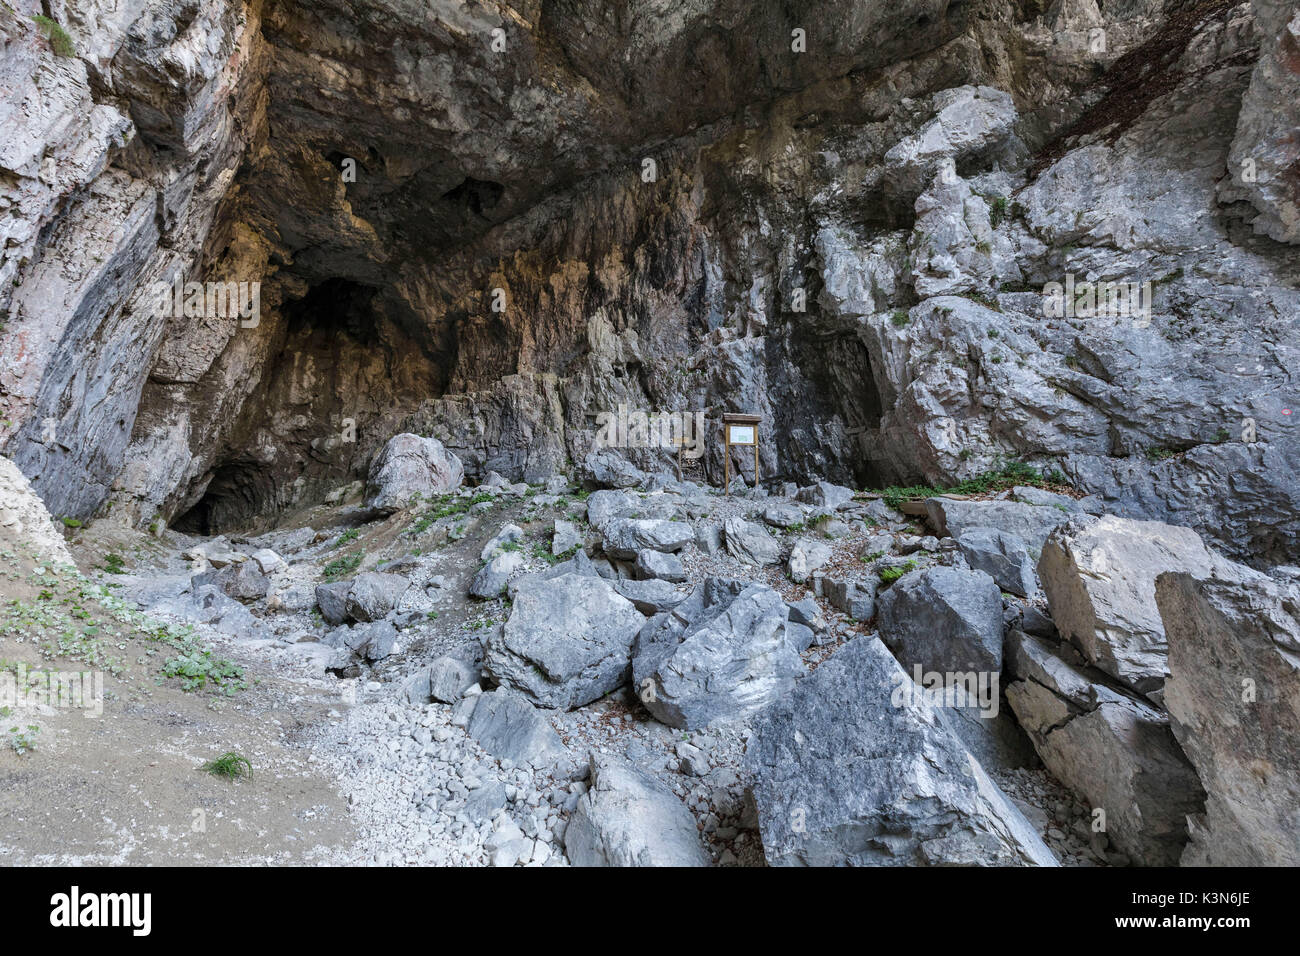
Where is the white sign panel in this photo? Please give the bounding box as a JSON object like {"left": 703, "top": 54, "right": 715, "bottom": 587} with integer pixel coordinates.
{"left": 727, "top": 425, "right": 756, "bottom": 445}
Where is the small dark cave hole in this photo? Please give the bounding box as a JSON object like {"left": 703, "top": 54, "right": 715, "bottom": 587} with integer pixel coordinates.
{"left": 172, "top": 460, "right": 278, "bottom": 536}
{"left": 442, "top": 176, "right": 505, "bottom": 216}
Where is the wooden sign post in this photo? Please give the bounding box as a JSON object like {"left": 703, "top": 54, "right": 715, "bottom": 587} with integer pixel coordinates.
{"left": 722, "top": 412, "right": 761, "bottom": 495}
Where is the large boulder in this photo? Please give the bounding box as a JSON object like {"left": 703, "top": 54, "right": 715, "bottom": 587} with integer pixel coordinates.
{"left": 1157, "top": 568, "right": 1300, "bottom": 866}
{"left": 746, "top": 637, "right": 1056, "bottom": 866}
{"left": 601, "top": 518, "right": 693, "bottom": 560}
{"left": 876, "top": 566, "right": 1004, "bottom": 674}
{"left": 191, "top": 560, "right": 269, "bottom": 604}
{"left": 1004, "top": 630, "right": 1205, "bottom": 866}
{"left": 955, "top": 527, "right": 1038, "bottom": 598}
{"left": 611, "top": 578, "right": 688, "bottom": 615}
{"left": 795, "top": 481, "right": 854, "bottom": 509}
{"left": 315, "top": 580, "right": 352, "bottom": 625}
{"left": 1038, "top": 514, "right": 1227, "bottom": 696}
{"left": 344, "top": 572, "right": 410, "bottom": 623}
{"left": 564, "top": 754, "right": 710, "bottom": 867}
{"left": 787, "top": 537, "right": 832, "bottom": 584}
{"left": 470, "top": 550, "right": 524, "bottom": 598}
{"left": 483, "top": 572, "right": 645, "bottom": 709}
{"left": 466, "top": 690, "right": 567, "bottom": 768}
{"left": 723, "top": 515, "right": 781, "bottom": 566}
{"left": 365, "top": 433, "right": 464, "bottom": 513}
{"left": 925, "top": 495, "right": 1073, "bottom": 556}
{"left": 632, "top": 580, "right": 805, "bottom": 729}
{"left": 634, "top": 549, "right": 686, "bottom": 582}
{"left": 578, "top": 449, "right": 647, "bottom": 489}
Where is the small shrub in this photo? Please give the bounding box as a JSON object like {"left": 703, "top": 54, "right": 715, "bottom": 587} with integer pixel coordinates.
{"left": 32, "top": 15, "right": 75, "bottom": 57}
{"left": 201, "top": 751, "right": 253, "bottom": 781}
{"left": 8, "top": 724, "right": 40, "bottom": 755}
{"left": 988, "top": 195, "right": 1009, "bottom": 229}
{"left": 322, "top": 552, "right": 363, "bottom": 581}
{"left": 879, "top": 560, "right": 917, "bottom": 586}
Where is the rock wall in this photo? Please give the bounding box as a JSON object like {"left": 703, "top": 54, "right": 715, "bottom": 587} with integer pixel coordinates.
{"left": 1, "top": 0, "right": 1297, "bottom": 563}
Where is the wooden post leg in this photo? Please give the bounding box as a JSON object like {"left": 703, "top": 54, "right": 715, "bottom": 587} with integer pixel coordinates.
{"left": 724, "top": 440, "right": 730, "bottom": 496}
{"left": 754, "top": 444, "right": 759, "bottom": 489}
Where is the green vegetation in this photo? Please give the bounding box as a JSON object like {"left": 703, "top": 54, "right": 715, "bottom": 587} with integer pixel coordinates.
{"left": 99, "top": 553, "right": 126, "bottom": 575}
{"left": 879, "top": 560, "right": 917, "bottom": 585}
{"left": 322, "top": 552, "right": 363, "bottom": 581}
{"left": 407, "top": 492, "right": 497, "bottom": 535}
{"left": 865, "top": 460, "right": 1070, "bottom": 511}
{"left": 890, "top": 309, "right": 909, "bottom": 328}
{"left": 333, "top": 528, "right": 360, "bottom": 549}
{"left": 7, "top": 723, "right": 39, "bottom": 755}
{"left": 1, "top": 561, "right": 244, "bottom": 695}
{"left": 59, "top": 516, "right": 82, "bottom": 529}
{"left": 32, "top": 15, "right": 75, "bottom": 57}
{"left": 988, "top": 194, "right": 1010, "bottom": 229}
{"left": 201, "top": 751, "right": 253, "bottom": 781}
{"left": 1145, "top": 446, "right": 1176, "bottom": 462}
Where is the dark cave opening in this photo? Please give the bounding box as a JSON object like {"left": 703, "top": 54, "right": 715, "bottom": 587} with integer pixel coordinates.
{"left": 171, "top": 276, "right": 450, "bottom": 535}
{"left": 172, "top": 459, "right": 278, "bottom": 536}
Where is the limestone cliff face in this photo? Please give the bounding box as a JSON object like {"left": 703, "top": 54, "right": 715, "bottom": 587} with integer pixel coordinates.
{"left": 1, "top": 0, "right": 1297, "bottom": 562}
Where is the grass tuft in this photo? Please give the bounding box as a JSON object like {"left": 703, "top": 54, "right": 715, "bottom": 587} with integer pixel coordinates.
{"left": 201, "top": 751, "right": 253, "bottom": 781}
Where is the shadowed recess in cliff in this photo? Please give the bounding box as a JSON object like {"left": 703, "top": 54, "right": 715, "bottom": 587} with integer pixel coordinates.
{"left": 169, "top": 277, "right": 453, "bottom": 532}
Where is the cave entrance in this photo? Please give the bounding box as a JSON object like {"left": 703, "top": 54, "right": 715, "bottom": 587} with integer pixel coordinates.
{"left": 171, "top": 276, "right": 449, "bottom": 536}
{"left": 172, "top": 459, "right": 277, "bottom": 536}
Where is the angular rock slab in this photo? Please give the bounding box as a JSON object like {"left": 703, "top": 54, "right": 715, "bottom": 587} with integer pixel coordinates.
{"left": 633, "top": 581, "right": 804, "bottom": 730}
{"left": 484, "top": 572, "right": 644, "bottom": 709}
{"left": 723, "top": 515, "right": 781, "bottom": 566}
{"left": 466, "top": 690, "right": 566, "bottom": 768}
{"left": 955, "top": 526, "right": 1038, "bottom": 598}
{"left": 745, "top": 637, "right": 1056, "bottom": 866}
{"left": 344, "top": 571, "right": 410, "bottom": 623}
{"left": 1004, "top": 630, "right": 1204, "bottom": 867}
{"left": 1038, "top": 514, "right": 1226, "bottom": 696}
{"left": 601, "top": 518, "right": 693, "bottom": 560}
{"left": 564, "top": 754, "right": 709, "bottom": 867}
{"left": 1158, "top": 568, "right": 1300, "bottom": 866}
{"left": 926, "top": 496, "right": 1072, "bottom": 556}
{"left": 876, "top": 566, "right": 1003, "bottom": 674}
{"left": 365, "top": 433, "right": 464, "bottom": 513}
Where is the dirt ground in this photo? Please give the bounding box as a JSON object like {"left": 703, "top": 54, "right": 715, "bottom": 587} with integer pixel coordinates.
{"left": 0, "top": 529, "right": 354, "bottom": 865}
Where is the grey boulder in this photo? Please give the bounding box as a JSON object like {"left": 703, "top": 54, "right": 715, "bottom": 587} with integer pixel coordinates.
{"left": 564, "top": 754, "right": 709, "bottom": 867}
{"left": 483, "top": 572, "right": 645, "bottom": 709}
{"left": 876, "top": 566, "right": 1004, "bottom": 674}
{"left": 634, "top": 548, "right": 686, "bottom": 582}
{"left": 601, "top": 518, "right": 693, "bottom": 560}
{"left": 787, "top": 537, "right": 831, "bottom": 584}
{"left": 191, "top": 561, "right": 269, "bottom": 604}
{"left": 1004, "top": 629, "right": 1205, "bottom": 867}
{"left": 632, "top": 580, "right": 805, "bottom": 729}
{"left": 470, "top": 550, "right": 525, "bottom": 598}
{"left": 745, "top": 636, "right": 1056, "bottom": 866}
{"left": 926, "top": 496, "right": 1073, "bottom": 557}
{"left": 723, "top": 515, "right": 781, "bottom": 566}
{"left": 344, "top": 572, "right": 410, "bottom": 623}
{"left": 795, "top": 480, "right": 854, "bottom": 509}
{"left": 365, "top": 433, "right": 464, "bottom": 513}
{"left": 466, "top": 690, "right": 567, "bottom": 768}
{"left": 1157, "top": 567, "right": 1300, "bottom": 866}
{"left": 1039, "top": 514, "right": 1228, "bottom": 696}
{"left": 955, "top": 526, "right": 1038, "bottom": 597}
